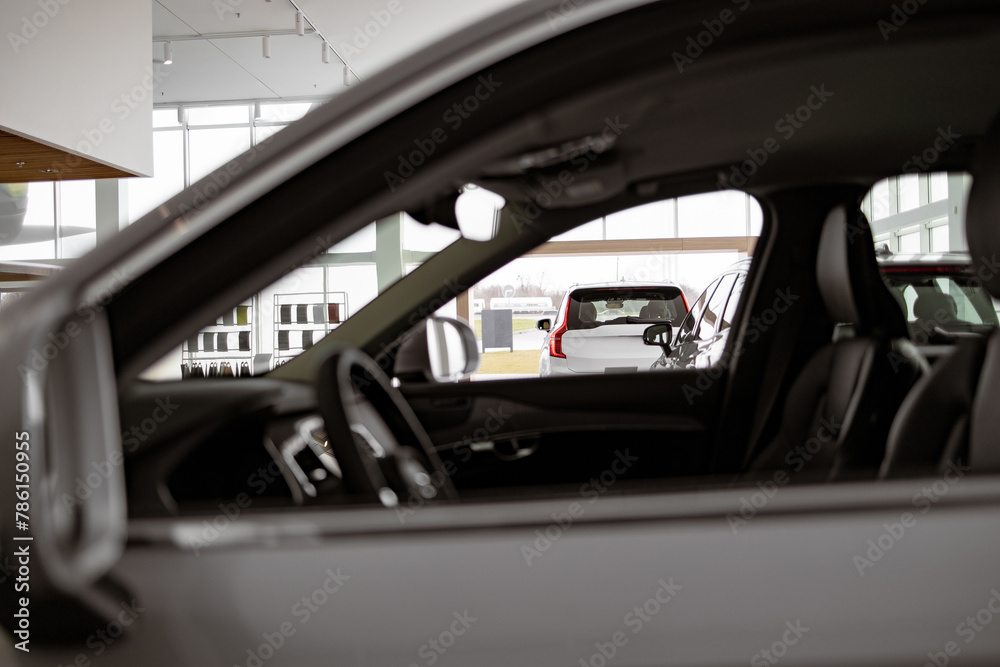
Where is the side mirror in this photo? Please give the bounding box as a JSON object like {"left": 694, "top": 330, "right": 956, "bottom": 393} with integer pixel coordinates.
{"left": 537, "top": 318, "right": 551, "bottom": 331}
{"left": 394, "top": 316, "right": 480, "bottom": 383}
{"left": 643, "top": 323, "right": 672, "bottom": 354}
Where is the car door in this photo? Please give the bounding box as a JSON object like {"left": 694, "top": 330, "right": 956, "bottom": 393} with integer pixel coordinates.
{"left": 667, "top": 274, "right": 733, "bottom": 370}
{"left": 686, "top": 273, "right": 737, "bottom": 370}
{"left": 9, "top": 2, "right": 1000, "bottom": 666}
{"left": 698, "top": 271, "right": 747, "bottom": 369}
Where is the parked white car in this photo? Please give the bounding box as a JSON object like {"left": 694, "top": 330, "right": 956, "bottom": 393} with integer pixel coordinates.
{"left": 538, "top": 282, "right": 688, "bottom": 376}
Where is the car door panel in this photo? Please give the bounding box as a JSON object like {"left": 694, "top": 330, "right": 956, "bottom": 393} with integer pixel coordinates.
{"left": 402, "top": 369, "right": 722, "bottom": 487}
{"left": 19, "top": 480, "right": 1000, "bottom": 667}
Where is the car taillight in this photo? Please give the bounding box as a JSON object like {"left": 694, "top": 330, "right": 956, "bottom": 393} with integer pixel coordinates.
{"left": 549, "top": 320, "right": 569, "bottom": 359}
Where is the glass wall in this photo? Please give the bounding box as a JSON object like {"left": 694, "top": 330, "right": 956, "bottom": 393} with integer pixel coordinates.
{"left": 0, "top": 180, "right": 97, "bottom": 262}
{"left": 129, "top": 101, "right": 318, "bottom": 223}
{"left": 0, "top": 101, "right": 322, "bottom": 265}
{"left": 551, "top": 190, "right": 761, "bottom": 243}
{"left": 862, "top": 171, "right": 970, "bottom": 254}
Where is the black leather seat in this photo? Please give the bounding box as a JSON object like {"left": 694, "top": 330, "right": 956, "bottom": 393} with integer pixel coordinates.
{"left": 647, "top": 301, "right": 668, "bottom": 319}
{"left": 578, "top": 301, "right": 598, "bottom": 327}
{"left": 913, "top": 292, "right": 959, "bottom": 330}
{"left": 746, "top": 204, "right": 926, "bottom": 481}
{"left": 881, "top": 117, "right": 1000, "bottom": 478}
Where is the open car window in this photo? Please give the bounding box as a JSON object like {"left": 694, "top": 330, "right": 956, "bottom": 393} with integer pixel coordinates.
{"left": 142, "top": 187, "right": 761, "bottom": 382}
{"left": 467, "top": 191, "right": 761, "bottom": 380}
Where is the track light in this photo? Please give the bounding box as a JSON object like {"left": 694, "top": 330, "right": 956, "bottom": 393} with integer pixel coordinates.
{"left": 322, "top": 41, "right": 330, "bottom": 64}
{"left": 295, "top": 11, "right": 304, "bottom": 36}
{"left": 253, "top": 101, "right": 261, "bottom": 120}
{"left": 343, "top": 65, "right": 351, "bottom": 87}
{"left": 262, "top": 35, "right": 271, "bottom": 58}
{"left": 163, "top": 41, "right": 173, "bottom": 65}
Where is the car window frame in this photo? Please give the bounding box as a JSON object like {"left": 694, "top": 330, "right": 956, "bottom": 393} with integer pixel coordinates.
{"left": 698, "top": 273, "right": 738, "bottom": 342}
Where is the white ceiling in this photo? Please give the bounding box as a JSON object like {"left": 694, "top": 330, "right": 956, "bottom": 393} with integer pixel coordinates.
{"left": 152, "top": 0, "right": 523, "bottom": 104}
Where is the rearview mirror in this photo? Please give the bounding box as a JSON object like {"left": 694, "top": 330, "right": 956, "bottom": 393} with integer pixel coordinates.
{"left": 643, "top": 323, "right": 672, "bottom": 354}
{"left": 455, "top": 185, "right": 504, "bottom": 242}
{"left": 394, "top": 316, "right": 480, "bottom": 383}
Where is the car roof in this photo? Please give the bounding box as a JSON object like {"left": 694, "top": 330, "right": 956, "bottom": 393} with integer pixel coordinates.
{"left": 567, "top": 281, "right": 683, "bottom": 291}
{"left": 698, "top": 259, "right": 753, "bottom": 288}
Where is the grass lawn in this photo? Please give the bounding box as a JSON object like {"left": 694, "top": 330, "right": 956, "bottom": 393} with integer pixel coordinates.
{"left": 476, "top": 349, "right": 541, "bottom": 375}
{"left": 473, "top": 317, "right": 540, "bottom": 339}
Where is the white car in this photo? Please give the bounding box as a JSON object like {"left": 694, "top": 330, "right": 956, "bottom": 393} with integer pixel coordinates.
{"left": 538, "top": 282, "right": 688, "bottom": 376}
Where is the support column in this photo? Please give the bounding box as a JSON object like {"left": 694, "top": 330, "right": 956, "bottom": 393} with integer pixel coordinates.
{"left": 456, "top": 290, "right": 470, "bottom": 325}
{"left": 947, "top": 172, "right": 970, "bottom": 252}
{"left": 375, "top": 212, "right": 405, "bottom": 292}
{"left": 95, "top": 179, "right": 129, "bottom": 245}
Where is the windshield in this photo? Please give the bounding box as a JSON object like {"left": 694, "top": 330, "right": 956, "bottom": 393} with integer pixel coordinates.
{"left": 141, "top": 214, "right": 461, "bottom": 380}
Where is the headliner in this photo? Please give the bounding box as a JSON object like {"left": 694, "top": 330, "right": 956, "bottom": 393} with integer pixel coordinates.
{"left": 478, "top": 1, "right": 1000, "bottom": 202}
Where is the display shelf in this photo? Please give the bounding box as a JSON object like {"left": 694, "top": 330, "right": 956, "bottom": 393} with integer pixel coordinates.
{"left": 182, "top": 301, "right": 256, "bottom": 377}
{"left": 272, "top": 291, "right": 348, "bottom": 361}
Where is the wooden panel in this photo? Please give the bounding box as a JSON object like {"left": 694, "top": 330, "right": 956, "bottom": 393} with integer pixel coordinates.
{"left": 681, "top": 236, "right": 750, "bottom": 252}
{"left": 525, "top": 236, "right": 753, "bottom": 257}
{"left": 0, "top": 272, "right": 49, "bottom": 283}
{"left": 0, "top": 130, "right": 135, "bottom": 182}
{"left": 0, "top": 261, "right": 61, "bottom": 285}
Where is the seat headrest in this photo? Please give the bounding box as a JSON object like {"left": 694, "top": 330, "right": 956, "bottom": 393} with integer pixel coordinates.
{"left": 639, "top": 305, "right": 650, "bottom": 318}
{"left": 815, "top": 205, "right": 909, "bottom": 338}
{"left": 579, "top": 301, "right": 597, "bottom": 323}
{"left": 646, "top": 301, "right": 668, "bottom": 319}
{"left": 967, "top": 114, "right": 1000, "bottom": 299}
{"left": 913, "top": 292, "right": 957, "bottom": 325}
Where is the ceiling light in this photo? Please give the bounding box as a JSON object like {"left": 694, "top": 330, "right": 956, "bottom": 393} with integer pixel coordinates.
{"left": 343, "top": 66, "right": 351, "bottom": 87}
{"left": 262, "top": 35, "right": 271, "bottom": 58}
{"left": 322, "top": 41, "right": 330, "bottom": 64}
{"left": 295, "top": 11, "right": 304, "bottom": 36}
{"left": 163, "top": 41, "right": 173, "bottom": 65}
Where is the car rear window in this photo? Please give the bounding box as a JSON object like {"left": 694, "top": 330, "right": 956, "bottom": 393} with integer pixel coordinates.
{"left": 882, "top": 269, "right": 1000, "bottom": 333}
{"left": 567, "top": 287, "right": 685, "bottom": 330}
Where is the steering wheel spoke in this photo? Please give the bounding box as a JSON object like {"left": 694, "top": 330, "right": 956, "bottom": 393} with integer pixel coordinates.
{"left": 317, "top": 348, "right": 458, "bottom": 506}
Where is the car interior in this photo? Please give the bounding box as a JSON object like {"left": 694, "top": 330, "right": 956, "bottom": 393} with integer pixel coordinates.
{"left": 97, "top": 1, "right": 1000, "bottom": 525}
{"left": 881, "top": 118, "right": 1000, "bottom": 479}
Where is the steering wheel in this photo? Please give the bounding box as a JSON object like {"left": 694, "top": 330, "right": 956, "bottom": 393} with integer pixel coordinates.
{"left": 316, "top": 347, "right": 458, "bottom": 506}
